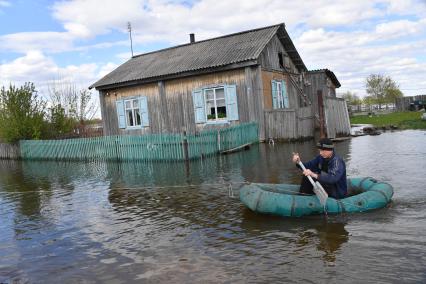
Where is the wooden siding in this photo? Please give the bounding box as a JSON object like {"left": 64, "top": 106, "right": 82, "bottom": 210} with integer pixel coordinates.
{"left": 305, "top": 72, "right": 338, "bottom": 121}
{"left": 244, "top": 66, "right": 266, "bottom": 140}
{"left": 258, "top": 35, "right": 299, "bottom": 74}
{"left": 264, "top": 106, "right": 314, "bottom": 140}
{"left": 100, "top": 68, "right": 271, "bottom": 138}
{"left": 164, "top": 69, "right": 246, "bottom": 133}
{"left": 261, "top": 70, "right": 300, "bottom": 109}
{"left": 100, "top": 83, "right": 158, "bottom": 136}
{"left": 297, "top": 107, "right": 315, "bottom": 138}
{"left": 258, "top": 34, "right": 303, "bottom": 110}
{"left": 0, "top": 143, "right": 20, "bottom": 159}
{"left": 324, "top": 97, "right": 351, "bottom": 138}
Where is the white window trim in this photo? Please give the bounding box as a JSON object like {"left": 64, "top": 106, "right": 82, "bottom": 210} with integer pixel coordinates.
{"left": 203, "top": 86, "right": 228, "bottom": 123}
{"left": 124, "top": 98, "right": 142, "bottom": 129}
{"left": 276, "top": 81, "right": 286, "bottom": 109}
{"left": 272, "top": 80, "right": 289, "bottom": 109}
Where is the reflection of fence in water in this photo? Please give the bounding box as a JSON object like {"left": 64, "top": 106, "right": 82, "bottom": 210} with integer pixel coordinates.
{"left": 19, "top": 122, "right": 258, "bottom": 162}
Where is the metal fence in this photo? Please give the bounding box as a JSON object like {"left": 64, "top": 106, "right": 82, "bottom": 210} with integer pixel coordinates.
{"left": 19, "top": 122, "right": 258, "bottom": 162}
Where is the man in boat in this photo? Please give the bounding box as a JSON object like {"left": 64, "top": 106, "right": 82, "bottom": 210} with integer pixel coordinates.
{"left": 292, "top": 138, "right": 347, "bottom": 199}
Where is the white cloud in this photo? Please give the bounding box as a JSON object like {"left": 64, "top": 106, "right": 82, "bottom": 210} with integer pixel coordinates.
{"left": 0, "top": 32, "right": 74, "bottom": 53}
{"left": 52, "top": 0, "right": 146, "bottom": 38}
{"left": 0, "top": 51, "right": 101, "bottom": 93}
{"left": 386, "top": 0, "right": 426, "bottom": 16}
{"left": 0, "top": 0, "right": 10, "bottom": 9}
{"left": 48, "top": 0, "right": 394, "bottom": 45}
{"left": 97, "top": 62, "right": 119, "bottom": 78}
{"left": 295, "top": 18, "right": 426, "bottom": 97}
{"left": 1, "top": 0, "right": 426, "bottom": 99}
{"left": 375, "top": 19, "right": 426, "bottom": 39}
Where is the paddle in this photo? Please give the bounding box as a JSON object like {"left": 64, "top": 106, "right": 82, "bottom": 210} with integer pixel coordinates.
{"left": 297, "top": 160, "right": 328, "bottom": 207}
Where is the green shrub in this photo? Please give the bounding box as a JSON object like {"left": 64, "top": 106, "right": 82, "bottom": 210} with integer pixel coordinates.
{"left": 0, "top": 83, "right": 49, "bottom": 143}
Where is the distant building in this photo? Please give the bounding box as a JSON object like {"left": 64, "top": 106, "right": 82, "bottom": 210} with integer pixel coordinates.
{"left": 396, "top": 95, "right": 426, "bottom": 111}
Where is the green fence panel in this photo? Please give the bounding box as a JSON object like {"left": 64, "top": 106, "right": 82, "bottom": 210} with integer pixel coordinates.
{"left": 19, "top": 123, "right": 258, "bottom": 162}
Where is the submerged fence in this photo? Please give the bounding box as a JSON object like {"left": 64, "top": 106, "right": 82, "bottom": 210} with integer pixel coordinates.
{"left": 0, "top": 143, "right": 20, "bottom": 160}
{"left": 19, "top": 122, "right": 258, "bottom": 162}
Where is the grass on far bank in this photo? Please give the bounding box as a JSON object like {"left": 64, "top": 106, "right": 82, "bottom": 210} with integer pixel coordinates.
{"left": 350, "top": 111, "right": 426, "bottom": 130}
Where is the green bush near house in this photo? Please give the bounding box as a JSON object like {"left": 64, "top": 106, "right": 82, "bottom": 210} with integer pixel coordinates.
{"left": 0, "top": 83, "right": 49, "bottom": 143}
{"left": 350, "top": 111, "right": 426, "bottom": 130}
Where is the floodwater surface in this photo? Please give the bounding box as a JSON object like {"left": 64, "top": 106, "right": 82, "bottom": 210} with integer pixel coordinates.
{"left": 0, "top": 130, "right": 425, "bottom": 283}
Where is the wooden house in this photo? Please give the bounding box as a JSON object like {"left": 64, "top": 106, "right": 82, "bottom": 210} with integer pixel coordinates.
{"left": 90, "top": 23, "right": 350, "bottom": 140}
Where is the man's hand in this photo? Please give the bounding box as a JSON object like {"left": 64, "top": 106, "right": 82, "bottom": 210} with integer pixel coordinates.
{"left": 292, "top": 152, "right": 300, "bottom": 164}
{"left": 303, "top": 169, "right": 318, "bottom": 179}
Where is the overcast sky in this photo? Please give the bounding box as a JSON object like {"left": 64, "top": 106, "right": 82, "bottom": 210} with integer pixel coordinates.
{"left": 1, "top": 0, "right": 425, "bottom": 101}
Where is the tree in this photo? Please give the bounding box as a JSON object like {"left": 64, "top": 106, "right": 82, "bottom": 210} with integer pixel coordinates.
{"left": 341, "top": 91, "right": 362, "bottom": 111}
{"left": 47, "top": 80, "right": 98, "bottom": 123}
{"left": 363, "top": 95, "right": 375, "bottom": 111}
{"left": 0, "top": 83, "right": 48, "bottom": 143}
{"left": 46, "top": 80, "right": 99, "bottom": 138}
{"left": 386, "top": 88, "right": 403, "bottom": 104}
{"left": 49, "top": 104, "right": 76, "bottom": 136}
{"left": 366, "top": 74, "right": 403, "bottom": 109}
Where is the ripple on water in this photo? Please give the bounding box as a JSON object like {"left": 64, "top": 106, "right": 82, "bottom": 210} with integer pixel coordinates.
{"left": 0, "top": 131, "right": 425, "bottom": 283}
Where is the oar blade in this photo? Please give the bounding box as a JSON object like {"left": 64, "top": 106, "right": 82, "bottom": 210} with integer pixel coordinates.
{"left": 313, "top": 182, "right": 328, "bottom": 206}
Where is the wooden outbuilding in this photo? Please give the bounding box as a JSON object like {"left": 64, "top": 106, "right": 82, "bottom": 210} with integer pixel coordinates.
{"left": 90, "top": 23, "right": 350, "bottom": 140}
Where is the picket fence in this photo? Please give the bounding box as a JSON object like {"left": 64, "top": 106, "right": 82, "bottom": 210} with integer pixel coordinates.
{"left": 0, "top": 143, "right": 20, "bottom": 159}
{"left": 19, "top": 122, "right": 258, "bottom": 162}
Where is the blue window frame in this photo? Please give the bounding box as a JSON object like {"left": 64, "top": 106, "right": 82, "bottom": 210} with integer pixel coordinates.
{"left": 271, "top": 80, "right": 289, "bottom": 109}
{"left": 116, "top": 96, "right": 149, "bottom": 129}
{"left": 192, "top": 84, "right": 239, "bottom": 124}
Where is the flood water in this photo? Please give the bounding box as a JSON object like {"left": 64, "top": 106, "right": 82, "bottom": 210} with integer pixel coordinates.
{"left": 0, "top": 130, "right": 425, "bottom": 283}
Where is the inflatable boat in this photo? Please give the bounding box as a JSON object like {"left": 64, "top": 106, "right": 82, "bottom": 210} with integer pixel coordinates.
{"left": 239, "top": 177, "right": 393, "bottom": 217}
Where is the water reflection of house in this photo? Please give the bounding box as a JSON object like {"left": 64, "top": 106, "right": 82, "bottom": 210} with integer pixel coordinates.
{"left": 90, "top": 23, "right": 350, "bottom": 141}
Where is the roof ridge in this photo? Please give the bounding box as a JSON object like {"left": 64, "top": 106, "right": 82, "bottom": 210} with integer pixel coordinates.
{"left": 132, "top": 23, "right": 284, "bottom": 59}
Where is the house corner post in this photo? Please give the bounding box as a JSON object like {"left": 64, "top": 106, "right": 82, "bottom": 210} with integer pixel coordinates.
{"left": 317, "top": 90, "right": 326, "bottom": 138}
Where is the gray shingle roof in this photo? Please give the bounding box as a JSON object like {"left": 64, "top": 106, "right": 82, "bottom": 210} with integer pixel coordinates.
{"left": 91, "top": 23, "right": 305, "bottom": 90}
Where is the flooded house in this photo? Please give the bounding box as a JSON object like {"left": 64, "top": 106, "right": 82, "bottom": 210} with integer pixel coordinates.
{"left": 90, "top": 23, "right": 350, "bottom": 141}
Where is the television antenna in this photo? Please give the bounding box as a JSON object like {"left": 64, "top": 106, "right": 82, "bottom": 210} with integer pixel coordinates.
{"left": 127, "top": 22, "right": 134, "bottom": 57}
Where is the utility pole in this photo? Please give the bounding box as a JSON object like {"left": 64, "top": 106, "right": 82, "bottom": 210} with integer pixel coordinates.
{"left": 127, "top": 22, "right": 133, "bottom": 57}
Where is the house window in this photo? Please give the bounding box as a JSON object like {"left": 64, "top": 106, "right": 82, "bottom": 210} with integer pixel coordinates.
{"left": 116, "top": 96, "right": 149, "bottom": 129}
{"left": 205, "top": 87, "right": 226, "bottom": 121}
{"left": 192, "top": 85, "right": 239, "bottom": 124}
{"left": 278, "top": 52, "right": 284, "bottom": 68}
{"left": 125, "top": 99, "right": 141, "bottom": 127}
{"left": 271, "top": 80, "right": 289, "bottom": 109}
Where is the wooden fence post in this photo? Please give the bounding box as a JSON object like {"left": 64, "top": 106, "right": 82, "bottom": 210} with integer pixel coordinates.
{"left": 182, "top": 131, "right": 189, "bottom": 161}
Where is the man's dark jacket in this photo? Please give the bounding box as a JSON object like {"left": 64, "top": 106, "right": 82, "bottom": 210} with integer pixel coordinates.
{"left": 303, "top": 152, "right": 347, "bottom": 199}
